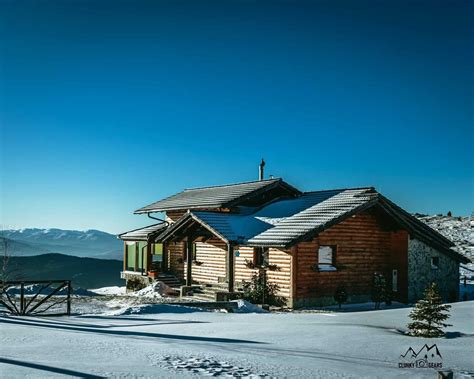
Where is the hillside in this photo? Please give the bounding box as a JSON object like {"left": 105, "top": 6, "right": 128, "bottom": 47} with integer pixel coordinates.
{"left": 415, "top": 214, "right": 473, "bottom": 268}
{"left": 1, "top": 228, "right": 122, "bottom": 259}
{"left": 5, "top": 253, "right": 124, "bottom": 289}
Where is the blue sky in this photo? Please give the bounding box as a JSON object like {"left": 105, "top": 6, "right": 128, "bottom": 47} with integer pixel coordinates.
{"left": 1, "top": 0, "right": 472, "bottom": 234}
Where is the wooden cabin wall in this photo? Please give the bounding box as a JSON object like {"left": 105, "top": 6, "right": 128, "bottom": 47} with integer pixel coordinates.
{"left": 234, "top": 246, "right": 292, "bottom": 300}
{"left": 293, "top": 210, "right": 397, "bottom": 306}
{"left": 167, "top": 241, "right": 185, "bottom": 279}
{"left": 186, "top": 239, "right": 227, "bottom": 284}
{"left": 167, "top": 238, "right": 292, "bottom": 299}
{"left": 166, "top": 210, "right": 188, "bottom": 223}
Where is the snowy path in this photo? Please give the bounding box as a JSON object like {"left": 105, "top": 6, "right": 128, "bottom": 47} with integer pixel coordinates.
{"left": 1, "top": 302, "right": 473, "bottom": 378}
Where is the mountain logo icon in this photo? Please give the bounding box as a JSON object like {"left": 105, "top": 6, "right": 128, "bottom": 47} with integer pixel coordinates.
{"left": 399, "top": 344, "right": 443, "bottom": 369}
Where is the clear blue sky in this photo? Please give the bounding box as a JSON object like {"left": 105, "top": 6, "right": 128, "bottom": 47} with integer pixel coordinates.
{"left": 1, "top": 0, "right": 472, "bottom": 234}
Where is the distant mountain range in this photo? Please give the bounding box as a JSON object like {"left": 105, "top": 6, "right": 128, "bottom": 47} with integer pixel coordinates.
{"left": 6, "top": 253, "right": 123, "bottom": 289}
{"left": 1, "top": 228, "right": 122, "bottom": 260}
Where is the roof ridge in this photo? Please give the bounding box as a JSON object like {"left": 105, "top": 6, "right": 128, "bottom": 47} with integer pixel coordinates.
{"left": 183, "top": 178, "right": 281, "bottom": 192}
{"left": 302, "top": 186, "right": 375, "bottom": 194}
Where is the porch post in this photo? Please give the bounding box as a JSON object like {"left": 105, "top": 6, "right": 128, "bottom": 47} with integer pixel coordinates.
{"left": 123, "top": 242, "right": 127, "bottom": 272}
{"left": 186, "top": 238, "right": 193, "bottom": 286}
{"left": 227, "top": 243, "right": 234, "bottom": 293}
{"left": 162, "top": 242, "right": 168, "bottom": 272}
{"left": 146, "top": 243, "right": 152, "bottom": 273}
{"left": 134, "top": 243, "right": 139, "bottom": 272}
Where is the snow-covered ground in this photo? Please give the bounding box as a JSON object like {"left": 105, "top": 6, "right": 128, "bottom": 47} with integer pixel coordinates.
{"left": 1, "top": 301, "right": 473, "bottom": 378}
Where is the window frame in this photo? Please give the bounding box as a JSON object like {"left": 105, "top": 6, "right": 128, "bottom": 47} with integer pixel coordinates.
{"left": 253, "top": 247, "right": 269, "bottom": 267}
{"left": 431, "top": 256, "right": 440, "bottom": 270}
{"left": 318, "top": 245, "right": 336, "bottom": 266}
{"left": 316, "top": 245, "right": 337, "bottom": 271}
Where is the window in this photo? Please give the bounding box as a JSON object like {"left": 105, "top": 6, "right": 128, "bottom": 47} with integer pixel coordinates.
{"left": 137, "top": 242, "right": 147, "bottom": 270}
{"left": 431, "top": 257, "right": 439, "bottom": 269}
{"left": 392, "top": 269, "right": 398, "bottom": 292}
{"left": 253, "top": 247, "right": 269, "bottom": 267}
{"left": 317, "top": 245, "right": 337, "bottom": 271}
{"left": 152, "top": 243, "right": 163, "bottom": 263}
{"left": 126, "top": 242, "right": 136, "bottom": 271}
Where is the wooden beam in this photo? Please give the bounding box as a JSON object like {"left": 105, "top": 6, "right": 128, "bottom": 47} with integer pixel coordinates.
{"left": 134, "top": 243, "right": 138, "bottom": 272}
{"left": 146, "top": 243, "right": 152, "bottom": 273}
{"left": 290, "top": 246, "right": 298, "bottom": 308}
{"left": 123, "top": 242, "right": 127, "bottom": 272}
{"left": 162, "top": 241, "right": 168, "bottom": 272}
{"left": 227, "top": 243, "right": 234, "bottom": 293}
{"left": 186, "top": 238, "right": 193, "bottom": 286}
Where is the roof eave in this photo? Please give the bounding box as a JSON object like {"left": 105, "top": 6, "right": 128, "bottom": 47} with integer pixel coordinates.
{"left": 155, "top": 212, "right": 230, "bottom": 244}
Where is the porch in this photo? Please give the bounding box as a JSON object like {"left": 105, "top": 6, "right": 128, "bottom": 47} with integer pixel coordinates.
{"left": 118, "top": 219, "right": 288, "bottom": 303}
{"left": 118, "top": 222, "right": 182, "bottom": 293}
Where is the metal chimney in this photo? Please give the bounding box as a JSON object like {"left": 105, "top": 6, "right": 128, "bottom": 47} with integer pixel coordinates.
{"left": 259, "top": 158, "right": 265, "bottom": 181}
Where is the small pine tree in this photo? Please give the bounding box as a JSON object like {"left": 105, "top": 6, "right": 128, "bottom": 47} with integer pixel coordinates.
{"left": 407, "top": 283, "right": 451, "bottom": 337}
{"left": 242, "top": 271, "right": 284, "bottom": 307}
{"left": 447, "top": 211, "right": 452, "bottom": 217}
{"left": 371, "top": 273, "right": 388, "bottom": 309}
{"left": 334, "top": 286, "right": 348, "bottom": 309}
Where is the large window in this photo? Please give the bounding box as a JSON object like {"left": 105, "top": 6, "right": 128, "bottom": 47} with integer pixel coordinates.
{"left": 317, "top": 245, "right": 337, "bottom": 271}
{"left": 137, "top": 242, "right": 147, "bottom": 271}
{"left": 253, "top": 247, "right": 269, "bottom": 267}
{"left": 126, "top": 242, "right": 136, "bottom": 271}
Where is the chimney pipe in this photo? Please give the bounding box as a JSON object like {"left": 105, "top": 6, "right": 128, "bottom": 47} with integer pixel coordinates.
{"left": 259, "top": 158, "right": 265, "bottom": 181}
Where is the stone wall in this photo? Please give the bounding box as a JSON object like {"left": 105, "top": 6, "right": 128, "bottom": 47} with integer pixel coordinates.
{"left": 408, "top": 238, "right": 459, "bottom": 303}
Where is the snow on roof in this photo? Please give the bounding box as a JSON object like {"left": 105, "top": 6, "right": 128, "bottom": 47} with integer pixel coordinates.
{"left": 155, "top": 186, "right": 469, "bottom": 262}
{"left": 187, "top": 188, "right": 377, "bottom": 246}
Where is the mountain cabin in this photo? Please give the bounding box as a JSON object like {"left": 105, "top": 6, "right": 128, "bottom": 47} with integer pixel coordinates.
{"left": 118, "top": 162, "right": 468, "bottom": 307}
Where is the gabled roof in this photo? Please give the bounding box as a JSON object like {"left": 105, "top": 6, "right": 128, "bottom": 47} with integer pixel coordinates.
{"left": 246, "top": 188, "right": 378, "bottom": 246}
{"left": 134, "top": 178, "right": 301, "bottom": 213}
{"left": 156, "top": 188, "right": 469, "bottom": 263}
{"left": 157, "top": 187, "right": 376, "bottom": 245}
{"left": 118, "top": 222, "right": 168, "bottom": 241}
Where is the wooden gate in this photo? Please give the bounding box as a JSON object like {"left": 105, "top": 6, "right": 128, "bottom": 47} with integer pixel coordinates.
{"left": 0, "top": 280, "right": 71, "bottom": 316}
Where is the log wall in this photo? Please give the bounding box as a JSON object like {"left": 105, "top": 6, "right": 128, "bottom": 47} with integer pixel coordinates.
{"left": 167, "top": 241, "right": 185, "bottom": 278}
{"left": 292, "top": 210, "right": 404, "bottom": 307}
{"left": 185, "top": 238, "right": 228, "bottom": 284}
{"left": 234, "top": 246, "right": 292, "bottom": 299}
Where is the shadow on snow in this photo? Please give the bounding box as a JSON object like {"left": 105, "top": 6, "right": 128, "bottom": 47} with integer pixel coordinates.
{"left": 0, "top": 357, "right": 105, "bottom": 378}
{"left": 0, "top": 316, "right": 264, "bottom": 345}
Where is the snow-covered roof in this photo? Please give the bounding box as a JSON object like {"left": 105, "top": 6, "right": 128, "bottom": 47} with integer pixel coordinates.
{"left": 156, "top": 187, "right": 469, "bottom": 263}
{"left": 158, "top": 188, "right": 378, "bottom": 247}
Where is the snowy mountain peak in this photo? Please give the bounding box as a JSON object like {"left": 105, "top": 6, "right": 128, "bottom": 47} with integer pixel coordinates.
{"left": 1, "top": 228, "right": 122, "bottom": 259}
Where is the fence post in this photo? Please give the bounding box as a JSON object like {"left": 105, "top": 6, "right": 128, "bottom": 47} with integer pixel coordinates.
{"left": 66, "top": 281, "right": 71, "bottom": 316}
{"left": 20, "top": 282, "right": 25, "bottom": 315}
